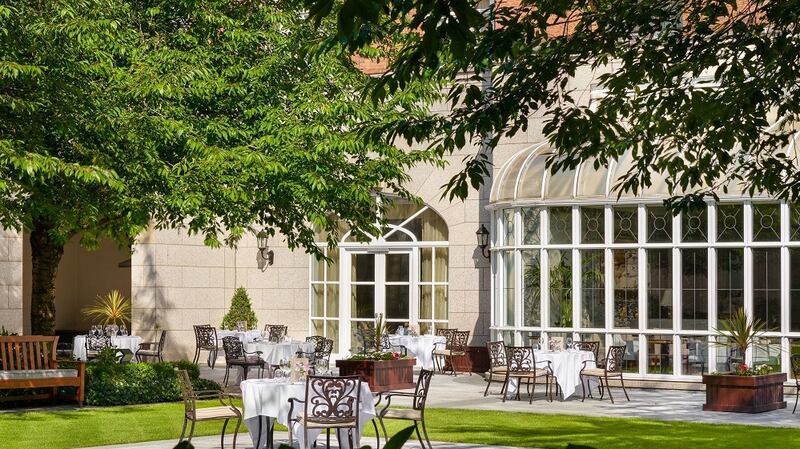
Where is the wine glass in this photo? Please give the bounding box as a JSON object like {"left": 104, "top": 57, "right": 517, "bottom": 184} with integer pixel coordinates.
{"left": 566, "top": 337, "right": 573, "bottom": 351}
{"left": 538, "top": 337, "right": 544, "bottom": 351}
{"left": 315, "top": 359, "right": 329, "bottom": 376}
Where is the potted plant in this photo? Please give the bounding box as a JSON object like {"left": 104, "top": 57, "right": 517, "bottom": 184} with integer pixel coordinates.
{"left": 702, "top": 308, "right": 786, "bottom": 413}
{"left": 221, "top": 287, "right": 258, "bottom": 330}
{"left": 335, "top": 314, "right": 415, "bottom": 392}
{"left": 82, "top": 290, "right": 131, "bottom": 326}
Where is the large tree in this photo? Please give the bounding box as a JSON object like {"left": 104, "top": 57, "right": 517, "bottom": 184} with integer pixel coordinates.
{"left": 0, "top": 0, "right": 437, "bottom": 334}
{"left": 307, "top": 0, "right": 800, "bottom": 206}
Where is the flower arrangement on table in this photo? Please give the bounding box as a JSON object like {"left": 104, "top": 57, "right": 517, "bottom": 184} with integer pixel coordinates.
{"left": 407, "top": 323, "right": 420, "bottom": 337}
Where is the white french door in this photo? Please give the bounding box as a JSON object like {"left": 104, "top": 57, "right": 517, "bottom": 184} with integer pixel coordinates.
{"left": 339, "top": 247, "right": 417, "bottom": 353}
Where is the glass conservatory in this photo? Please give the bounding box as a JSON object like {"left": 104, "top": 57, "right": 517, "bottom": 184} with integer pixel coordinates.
{"left": 489, "top": 140, "right": 800, "bottom": 381}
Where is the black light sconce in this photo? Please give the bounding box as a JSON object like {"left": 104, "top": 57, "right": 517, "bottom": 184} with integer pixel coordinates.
{"left": 476, "top": 224, "right": 490, "bottom": 259}
{"left": 256, "top": 230, "right": 275, "bottom": 267}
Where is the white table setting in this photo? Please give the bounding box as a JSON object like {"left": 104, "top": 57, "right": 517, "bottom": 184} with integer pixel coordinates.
{"left": 72, "top": 334, "right": 142, "bottom": 361}
{"left": 217, "top": 329, "right": 262, "bottom": 345}
{"left": 241, "top": 377, "right": 376, "bottom": 449}
{"left": 504, "top": 348, "right": 595, "bottom": 400}
{"left": 387, "top": 334, "right": 446, "bottom": 370}
{"left": 246, "top": 341, "right": 315, "bottom": 366}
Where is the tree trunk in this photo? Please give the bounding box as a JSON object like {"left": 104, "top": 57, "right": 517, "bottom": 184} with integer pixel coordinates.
{"left": 30, "top": 219, "right": 65, "bottom": 335}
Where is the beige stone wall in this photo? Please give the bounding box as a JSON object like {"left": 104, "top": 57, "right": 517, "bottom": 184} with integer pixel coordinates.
{"left": 131, "top": 229, "right": 309, "bottom": 360}
{"left": 0, "top": 229, "right": 23, "bottom": 334}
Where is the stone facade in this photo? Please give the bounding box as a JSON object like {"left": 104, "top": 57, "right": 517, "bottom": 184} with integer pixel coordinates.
{"left": 0, "top": 229, "right": 23, "bottom": 334}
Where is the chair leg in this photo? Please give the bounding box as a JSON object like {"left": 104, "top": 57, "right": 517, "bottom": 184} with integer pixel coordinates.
{"left": 193, "top": 348, "right": 200, "bottom": 365}
{"left": 529, "top": 376, "right": 535, "bottom": 404}
{"left": 580, "top": 374, "right": 586, "bottom": 402}
{"left": 179, "top": 417, "right": 188, "bottom": 441}
{"left": 379, "top": 416, "right": 390, "bottom": 444}
{"left": 483, "top": 373, "right": 492, "bottom": 397}
{"left": 232, "top": 415, "right": 241, "bottom": 449}
{"left": 794, "top": 388, "right": 799, "bottom": 414}
{"left": 371, "top": 419, "right": 381, "bottom": 449}
{"left": 221, "top": 418, "right": 229, "bottom": 449}
{"left": 413, "top": 422, "right": 424, "bottom": 447}
{"left": 187, "top": 419, "right": 197, "bottom": 442}
{"left": 605, "top": 376, "right": 615, "bottom": 404}
{"left": 420, "top": 419, "right": 434, "bottom": 449}
{"left": 619, "top": 375, "right": 630, "bottom": 401}
{"left": 223, "top": 366, "right": 230, "bottom": 387}
{"left": 501, "top": 377, "right": 510, "bottom": 403}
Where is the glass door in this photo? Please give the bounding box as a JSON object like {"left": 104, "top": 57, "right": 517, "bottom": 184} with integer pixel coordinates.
{"left": 345, "top": 249, "right": 414, "bottom": 352}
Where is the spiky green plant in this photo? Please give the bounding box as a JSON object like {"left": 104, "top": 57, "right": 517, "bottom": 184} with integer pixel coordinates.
{"left": 82, "top": 290, "right": 130, "bottom": 326}
{"left": 714, "top": 308, "right": 767, "bottom": 360}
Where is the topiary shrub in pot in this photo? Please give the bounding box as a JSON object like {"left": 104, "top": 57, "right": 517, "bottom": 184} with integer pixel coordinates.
{"left": 221, "top": 287, "right": 258, "bottom": 330}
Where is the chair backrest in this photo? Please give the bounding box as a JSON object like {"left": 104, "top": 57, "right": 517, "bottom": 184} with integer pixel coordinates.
{"left": 306, "top": 335, "right": 333, "bottom": 361}
{"left": 436, "top": 328, "right": 456, "bottom": 340}
{"left": 487, "top": 341, "right": 507, "bottom": 369}
{"left": 0, "top": 336, "right": 58, "bottom": 371}
{"left": 448, "top": 330, "right": 470, "bottom": 352}
{"left": 193, "top": 325, "right": 217, "bottom": 350}
{"left": 791, "top": 354, "right": 800, "bottom": 382}
{"left": 86, "top": 334, "right": 112, "bottom": 351}
{"left": 157, "top": 330, "right": 168, "bottom": 353}
{"left": 575, "top": 340, "right": 600, "bottom": 361}
{"left": 264, "top": 324, "right": 288, "bottom": 341}
{"left": 412, "top": 369, "right": 434, "bottom": 411}
{"left": 505, "top": 346, "right": 535, "bottom": 373}
{"left": 605, "top": 345, "right": 626, "bottom": 373}
{"left": 304, "top": 375, "right": 362, "bottom": 427}
{"left": 176, "top": 369, "right": 196, "bottom": 418}
{"left": 221, "top": 336, "right": 245, "bottom": 360}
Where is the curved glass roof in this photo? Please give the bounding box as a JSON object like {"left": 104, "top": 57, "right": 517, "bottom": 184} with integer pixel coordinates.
{"left": 490, "top": 120, "right": 800, "bottom": 205}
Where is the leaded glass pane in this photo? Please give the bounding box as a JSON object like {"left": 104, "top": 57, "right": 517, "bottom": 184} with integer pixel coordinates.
{"left": 752, "top": 337, "right": 781, "bottom": 373}
{"left": 419, "top": 285, "right": 432, "bottom": 320}
{"left": 681, "top": 249, "right": 708, "bottom": 331}
{"left": 647, "top": 249, "right": 672, "bottom": 329}
{"left": 611, "top": 334, "right": 640, "bottom": 373}
{"left": 792, "top": 249, "right": 800, "bottom": 331}
{"left": 549, "top": 207, "right": 572, "bottom": 244}
{"left": 791, "top": 204, "right": 800, "bottom": 241}
{"left": 581, "top": 207, "right": 604, "bottom": 244}
{"left": 434, "top": 285, "right": 448, "bottom": 321}
{"left": 503, "top": 208, "right": 515, "bottom": 245}
{"left": 717, "top": 248, "right": 744, "bottom": 325}
{"left": 753, "top": 248, "right": 781, "bottom": 330}
{"left": 327, "top": 248, "right": 339, "bottom": 282}
{"left": 682, "top": 207, "right": 708, "bottom": 242}
{"left": 681, "top": 336, "right": 708, "bottom": 375}
{"left": 753, "top": 203, "right": 780, "bottom": 242}
{"left": 715, "top": 336, "right": 741, "bottom": 372}
{"left": 326, "top": 285, "right": 339, "bottom": 318}
{"left": 522, "top": 207, "right": 541, "bottom": 245}
{"left": 420, "top": 248, "right": 432, "bottom": 282}
{"left": 522, "top": 250, "right": 541, "bottom": 327}
{"left": 549, "top": 249, "right": 573, "bottom": 327}
{"left": 312, "top": 285, "right": 325, "bottom": 316}
{"left": 716, "top": 204, "right": 743, "bottom": 242}
{"left": 613, "top": 249, "right": 638, "bottom": 328}
{"left": 581, "top": 250, "right": 604, "bottom": 328}
{"left": 647, "top": 335, "right": 673, "bottom": 374}
{"left": 791, "top": 339, "right": 800, "bottom": 378}
{"left": 613, "top": 206, "right": 638, "bottom": 243}
{"left": 434, "top": 248, "right": 448, "bottom": 282}
{"left": 647, "top": 206, "right": 672, "bottom": 243}
{"left": 504, "top": 251, "right": 515, "bottom": 326}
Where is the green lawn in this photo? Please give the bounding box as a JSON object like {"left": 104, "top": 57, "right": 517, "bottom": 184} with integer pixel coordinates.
{"left": 1, "top": 401, "right": 799, "bottom": 449}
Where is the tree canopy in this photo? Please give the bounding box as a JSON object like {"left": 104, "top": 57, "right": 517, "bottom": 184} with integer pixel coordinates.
{"left": 0, "top": 0, "right": 439, "bottom": 333}
{"left": 307, "top": 0, "right": 800, "bottom": 208}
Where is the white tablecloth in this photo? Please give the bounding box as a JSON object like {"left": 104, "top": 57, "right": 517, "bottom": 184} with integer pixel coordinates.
{"left": 241, "top": 378, "right": 375, "bottom": 449}
{"left": 506, "top": 350, "right": 595, "bottom": 400}
{"left": 388, "top": 335, "right": 446, "bottom": 370}
{"left": 218, "top": 330, "right": 262, "bottom": 345}
{"left": 72, "top": 335, "right": 142, "bottom": 361}
{"left": 246, "top": 341, "right": 314, "bottom": 366}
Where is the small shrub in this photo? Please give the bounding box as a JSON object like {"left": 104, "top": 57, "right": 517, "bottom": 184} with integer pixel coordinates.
{"left": 85, "top": 357, "right": 220, "bottom": 406}
{"left": 221, "top": 286, "right": 257, "bottom": 330}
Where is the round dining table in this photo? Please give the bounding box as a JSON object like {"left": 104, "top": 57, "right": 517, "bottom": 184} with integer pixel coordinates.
{"left": 387, "top": 334, "right": 446, "bottom": 370}
{"left": 241, "top": 378, "right": 375, "bottom": 449}
{"left": 505, "top": 349, "right": 595, "bottom": 400}
{"left": 72, "top": 335, "right": 142, "bottom": 361}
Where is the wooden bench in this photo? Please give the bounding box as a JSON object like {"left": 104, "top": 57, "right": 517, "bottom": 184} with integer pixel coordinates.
{"left": 0, "top": 336, "right": 85, "bottom": 405}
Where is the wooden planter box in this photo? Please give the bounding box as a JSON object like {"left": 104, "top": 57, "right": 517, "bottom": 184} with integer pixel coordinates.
{"left": 335, "top": 358, "right": 415, "bottom": 393}
{"left": 702, "top": 373, "right": 787, "bottom": 413}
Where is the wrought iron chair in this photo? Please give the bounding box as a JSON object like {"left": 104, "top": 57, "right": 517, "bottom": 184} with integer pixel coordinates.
{"left": 574, "top": 340, "right": 601, "bottom": 362}
{"left": 501, "top": 346, "right": 555, "bottom": 404}
{"left": 792, "top": 354, "right": 800, "bottom": 413}
{"left": 580, "top": 345, "right": 630, "bottom": 404}
{"left": 375, "top": 369, "right": 434, "bottom": 449}
{"left": 135, "top": 330, "right": 167, "bottom": 362}
{"left": 298, "top": 336, "right": 334, "bottom": 366}
{"left": 432, "top": 330, "right": 469, "bottom": 375}
{"left": 85, "top": 334, "right": 112, "bottom": 361}
{"left": 192, "top": 324, "right": 221, "bottom": 368}
{"left": 288, "top": 375, "right": 363, "bottom": 449}
{"left": 221, "top": 336, "right": 265, "bottom": 387}
{"left": 263, "top": 324, "right": 288, "bottom": 342}
{"left": 484, "top": 340, "right": 508, "bottom": 396}
{"left": 176, "top": 369, "right": 242, "bottom": 448}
